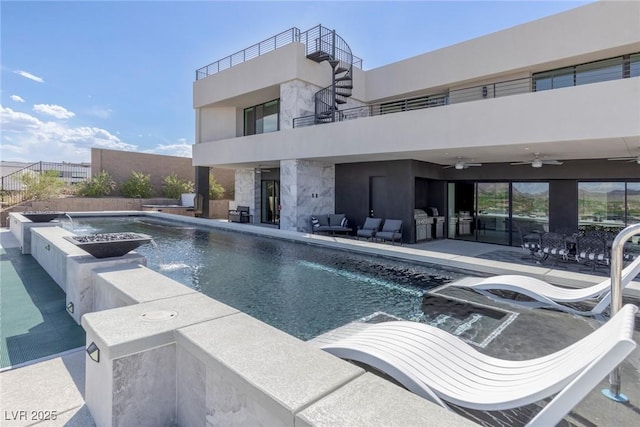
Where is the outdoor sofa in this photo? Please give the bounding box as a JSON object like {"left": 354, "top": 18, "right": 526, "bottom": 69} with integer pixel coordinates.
{"left": 228, "top": 206, "right": 252, "bottom": 223}
{"left": 311, "top": 214, "right": 352, "bottom": 235}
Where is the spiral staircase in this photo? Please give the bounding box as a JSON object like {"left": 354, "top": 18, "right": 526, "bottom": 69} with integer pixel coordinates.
{"left": 302, "top": 26, "right": 354, "bottom": 124}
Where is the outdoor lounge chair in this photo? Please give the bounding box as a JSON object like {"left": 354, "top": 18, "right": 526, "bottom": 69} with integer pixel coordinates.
{"left": 321, "top": 304, "right": 637, "bottom": 427}
{"left": 356, "top": 217, "right": 382, "bottom": 240}
{"left": 376, "top": 219, "right": 403, "bottom": 245}
{"left": 451, "top": 254, "right": 640, "bottom": 315}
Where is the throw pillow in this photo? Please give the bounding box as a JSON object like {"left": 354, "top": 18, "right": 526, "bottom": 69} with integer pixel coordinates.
{"left": 340, "top": 217, "right": 348, "bottom": 228}
{"left": 311, "top": 217, "right": 320, "bottom": 228}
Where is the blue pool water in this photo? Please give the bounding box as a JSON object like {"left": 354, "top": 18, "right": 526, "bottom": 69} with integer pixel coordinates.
{"left": 65, "top": 216, "right": 489, "bottom": 340}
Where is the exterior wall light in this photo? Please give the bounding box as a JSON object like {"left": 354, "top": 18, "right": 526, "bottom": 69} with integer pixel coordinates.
{"left": 86, "top": 342, "right": 100, "bottom": 363}
{"left": 532, "top": 159, "right": 543, "bottom": 168}
{"left": 455, "top": 162, "right": 464, "bottom": 170}
{"left": 66, "top": 301, "right": 74, "bottom": 314}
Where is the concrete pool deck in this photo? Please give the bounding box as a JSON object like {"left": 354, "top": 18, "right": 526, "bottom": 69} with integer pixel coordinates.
{"left": 2, "top": 216, "right": 640, "bottom": 426}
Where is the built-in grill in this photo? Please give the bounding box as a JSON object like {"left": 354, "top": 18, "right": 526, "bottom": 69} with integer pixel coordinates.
{"left": 458, "top": 211, "right": 473, "bottom": 235}
{"left": 414, "top": 209, "right": 433, "bottom": 241}
{"left": 427, "top": 207, "right": 445, "bottom": 239}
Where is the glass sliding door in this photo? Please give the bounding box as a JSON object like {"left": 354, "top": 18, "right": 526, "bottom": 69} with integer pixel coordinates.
{"left": 511, "top": 182, "right": 549, "bottom": 247}
{"left": 261, "top": 180, "right": 280, "bottom": 225}
{"left": 578, "top": 182, "right": 625, "bottom": 233}
{"left": 476, "top": 182, "right": 510, "bottom": 245}
{"left": 448, "top": 182, "right": 509, "bottom": 244}
{"left": 627, "top": 183, "right": 640, "bottom": 226}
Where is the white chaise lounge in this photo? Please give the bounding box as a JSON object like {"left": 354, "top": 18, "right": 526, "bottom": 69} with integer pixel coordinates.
{"left": 451, "top": 255, "right": 640, "bottom": 315}
{"left": 321, "top": 304, "right": 637, "bottom": 427}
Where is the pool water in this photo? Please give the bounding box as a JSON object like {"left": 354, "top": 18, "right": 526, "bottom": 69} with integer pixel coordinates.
{"left": 66, "top": 216, "right": 482, "bottom": 340}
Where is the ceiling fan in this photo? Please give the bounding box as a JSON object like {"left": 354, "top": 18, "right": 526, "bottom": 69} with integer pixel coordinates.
{"left": 607, "top": 155, "right": 640, "bottom": 165}
{"left": 443, "top": 158, "right": 482, "bottom": 170}
{"left": 255, "top": 165, "right": 271, "bottom": 174}
{"left": 511, "top": 153, "right": 563, "bottom": 168}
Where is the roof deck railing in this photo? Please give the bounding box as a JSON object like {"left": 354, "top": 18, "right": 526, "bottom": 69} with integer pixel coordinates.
{"left": 195, "top": 26, "right": 363, "bottom": 80}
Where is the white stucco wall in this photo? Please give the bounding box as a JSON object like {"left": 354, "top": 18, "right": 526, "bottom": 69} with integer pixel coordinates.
{"left": 194, "top": 77, "right": 640, "bottom": 167}
{"left": 365, "top": 0, "right": 640, "bottom": 101}
{"left": 196, "top": 107, "right": 237, "bottom": 144}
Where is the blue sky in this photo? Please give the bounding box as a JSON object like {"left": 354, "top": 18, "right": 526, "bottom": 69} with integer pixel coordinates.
{"left": 1, "top": 0, "right": 591, "bottom": 164}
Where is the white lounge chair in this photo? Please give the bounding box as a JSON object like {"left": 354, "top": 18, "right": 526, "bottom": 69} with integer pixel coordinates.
{"left": 321, "top": 304, "right": 637, "bottom": 427}
{"left": 451, "top": 255, "right": 640, "bottom": 315}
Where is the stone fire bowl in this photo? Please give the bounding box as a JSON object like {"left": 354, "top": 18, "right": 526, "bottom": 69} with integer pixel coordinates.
{"left": 21, "top": 211, "right": 65, "bottom": 222}
{"left": 63, "top": 232, "right": 152, "bottom": 258}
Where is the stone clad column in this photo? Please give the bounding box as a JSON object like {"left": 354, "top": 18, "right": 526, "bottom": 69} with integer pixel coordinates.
{"left": 280, "top": 160, "right": 335, "bottom": 232}
{"left": 279, "top": 80, "right": 319, "bottom": 130}
{"left": 234, "top": 168, "right": 258, "bottom": 223}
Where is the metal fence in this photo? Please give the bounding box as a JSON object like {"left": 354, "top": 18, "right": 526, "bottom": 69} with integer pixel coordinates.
{"left": 1, "top": 161, "right": 90, "bottom": 208}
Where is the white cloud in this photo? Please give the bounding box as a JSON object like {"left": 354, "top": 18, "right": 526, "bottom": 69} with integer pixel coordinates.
{"left": 0, "top": 105, "right": 137, "bottom": 163}
{"left": 10, "top": 95, "right": 25, "bottom": 103}
{"left": 146, "top": 139, "right": 192, "bottom": 158}
{"left": 84, "top": 105, "right": 113, "bottom": 119}
{"left": 14, "top": 70, "right": 44, "bottom": 83}
{"left": 33, "top": 104, "right": 76, "bottom": 119}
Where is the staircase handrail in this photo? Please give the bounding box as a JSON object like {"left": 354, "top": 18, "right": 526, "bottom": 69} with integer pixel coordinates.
{"left": 1, "top": 161, "right": 42, "bottom": 208}
{"left": 605, "top": 222, "right": 640, "bottom": 401}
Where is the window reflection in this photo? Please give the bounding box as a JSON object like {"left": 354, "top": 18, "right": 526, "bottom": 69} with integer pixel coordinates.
{"left": 627, "top": 183, "right": 640, "bottom": 225}
{"left": 244, "top": 99, "right": 279, "bottom": 136}
{"left": 578, "top": 182, "right": 625, "bottom": 233}
{"left": 511, "top": 182, "right": 549, "bottom": 246}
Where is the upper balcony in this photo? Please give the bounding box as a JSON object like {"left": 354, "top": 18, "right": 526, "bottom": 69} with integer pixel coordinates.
{"left": 193, "top": 75, "right": 640, "bottom": 168}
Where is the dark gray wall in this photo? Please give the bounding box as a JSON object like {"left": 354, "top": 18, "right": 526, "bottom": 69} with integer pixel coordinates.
{"left": 195, "top": 166, "right": 210, "bottom": 218}
{"left": 549, "top": 180, "right": 578, "bottom": 233}
{"left": 336, "top": 160, "right": 414, "bottom": 242}
{"left": 335, "top": 158, "right": 638, "bottom": 245}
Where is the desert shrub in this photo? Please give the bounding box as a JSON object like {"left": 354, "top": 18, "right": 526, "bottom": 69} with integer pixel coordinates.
{"left": 20, "top": 170, "right": 65, "bottom": 201}
{"left": 209, "top": 174, "right": 226, "bottom": 200}
{"left": 121, "top": 171, "right": 154, "bottom": 198}
{"left": 76, "top": 170, "right": 116, "bottom": 197}
{"left": 162, "top": 173, "right": 194, "bottom": 199}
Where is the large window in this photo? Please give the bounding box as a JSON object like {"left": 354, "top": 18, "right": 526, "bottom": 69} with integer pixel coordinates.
{"left": 627, "top": 183, "right": 640, "bottom": 225}
{"left": 577, "top": 182, "right": 640, "bottom": 233}
{"left": 244, "top": 99, "right": 279, "bottom": 136}
{"left": 533, "top": 53, "right": 639, "bottom": 91}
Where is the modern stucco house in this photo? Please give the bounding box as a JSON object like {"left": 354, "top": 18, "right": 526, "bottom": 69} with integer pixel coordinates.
{"left": 192, "top": 0, "right": 640, "bottom": 245}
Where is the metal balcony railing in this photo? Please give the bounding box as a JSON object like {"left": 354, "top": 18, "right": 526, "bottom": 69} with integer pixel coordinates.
{"left": 293, "top": 62, "right": 639, "bottom": 128}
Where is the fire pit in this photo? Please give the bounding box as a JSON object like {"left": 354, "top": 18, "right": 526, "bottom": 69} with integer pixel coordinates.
{"left": 21, "top": 211, "right": 65, "bottom": 222}
{"left": 63, "top": 232, "right": 152, "bottom": 258}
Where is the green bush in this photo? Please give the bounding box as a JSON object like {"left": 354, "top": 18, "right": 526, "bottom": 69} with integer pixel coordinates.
{"left": 20, "top": 170, "right": 65, "bottom": 201}
{"left": 162, "top": 173, "right": 194, "bottom": 199}
{"left": 209, "top": 174, "right": 226, "bottom": 200}
{"left": 121, "top": 171, "right": 154, "bottom": 198}
{"left": 76, "top": 170, "right": 116, "bottom": 197}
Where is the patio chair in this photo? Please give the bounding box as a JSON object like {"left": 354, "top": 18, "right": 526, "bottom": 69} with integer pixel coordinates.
{"left": 321, "top": 304, "right": 637, "bottom": 427}
{"left": 516, "top": 224, "right": 542, "bottom": 261}
{"left": 540, "top": 232, "right": 570, "bottom": 266}
{"left": 451, "top": 254, "right": 640, "bottom": 315}
{"left": 576, "top": 234, "right": 609, "bottom": 272}
{"left": 356, "top": 217, "right": 382, "bottom": 240}
{"left": 376, "top": 219, "right": 403, "bottom": 245}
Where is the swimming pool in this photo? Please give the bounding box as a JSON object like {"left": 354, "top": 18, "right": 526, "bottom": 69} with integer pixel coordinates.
{"left": 64, "top": 216, "right": 492, "bottom": 340}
